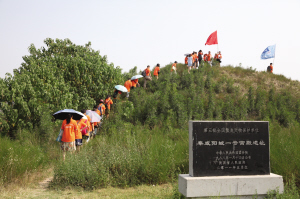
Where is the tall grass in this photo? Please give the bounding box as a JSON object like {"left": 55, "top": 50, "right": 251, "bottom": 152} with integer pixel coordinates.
{"left": 51, "top": 123, "right": 188, "bottom": 189}
{"left": 0, "top": 109, "right": 61, "bottom": 185}
{"left": 0, "top": 132, "right": 46, "bottom": 185}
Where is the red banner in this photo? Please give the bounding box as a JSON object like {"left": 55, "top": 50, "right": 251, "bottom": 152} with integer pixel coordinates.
{"left": 205, "top": 31, "right": 218, "bottom": 45}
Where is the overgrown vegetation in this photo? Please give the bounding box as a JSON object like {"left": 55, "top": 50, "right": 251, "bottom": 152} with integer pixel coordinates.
{"left": 0, "top": 38, "right": 123, "bottom": 137}
{"left": 51, "top": 62, "right": 300, "bottom": 192}
{"left": 1, "top": 39, "right": 300, "bottom": 197}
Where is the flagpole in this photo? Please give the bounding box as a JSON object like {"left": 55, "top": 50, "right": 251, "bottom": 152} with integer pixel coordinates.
{"left": 273, "top": 45, "right": 276, "bottom": 66}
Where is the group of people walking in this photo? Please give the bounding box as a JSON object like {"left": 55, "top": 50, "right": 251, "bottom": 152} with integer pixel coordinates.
{"left": 185, "top": 50, "right": 222, "bottom": 73}
{"left": 59, "top": 96, "right": 113, "bottom": 160}
{"left": 59, "top": 52, "right": 223, "bottom": 159}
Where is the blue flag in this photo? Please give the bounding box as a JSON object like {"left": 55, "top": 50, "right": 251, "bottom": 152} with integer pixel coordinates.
{"left": 261, "top": 45, "right": 276, "bottom": 59}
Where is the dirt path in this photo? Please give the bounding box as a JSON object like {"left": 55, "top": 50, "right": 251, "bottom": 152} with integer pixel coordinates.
{"left": 38, "top": 177, "right": 53, "bottom": 191}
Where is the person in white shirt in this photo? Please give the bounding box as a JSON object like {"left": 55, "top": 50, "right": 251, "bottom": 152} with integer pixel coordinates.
{"left": 187, "top": 54, "right": 193, "bottom": 74}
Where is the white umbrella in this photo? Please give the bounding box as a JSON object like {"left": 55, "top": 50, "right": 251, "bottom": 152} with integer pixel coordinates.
{"left": 115, "top": 85, "right": 128, "bottom": 93}
{"left": 86, "top": 110, "right": 101, "bottom": 123}
{"left": 131, "top": 75, "right": 144, "bottom": 80}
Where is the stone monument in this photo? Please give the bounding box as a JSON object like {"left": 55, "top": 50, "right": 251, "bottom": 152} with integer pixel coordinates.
{"left": 178, "top": 121, "right": 284, "bottom": 198}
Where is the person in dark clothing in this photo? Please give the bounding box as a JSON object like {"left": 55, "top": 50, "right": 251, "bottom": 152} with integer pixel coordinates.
{"left": 198, "top": 50, "right": 203, "bottom": 67}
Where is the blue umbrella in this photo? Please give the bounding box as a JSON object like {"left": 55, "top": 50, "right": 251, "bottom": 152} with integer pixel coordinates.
{"left": 115, "top": 85, "right": 128, "bottom": 93}
{"left": 131, "top": 75, "right": 143, "bottom": 80}
{"left": 53, "top": 109, "right": 85, "bottom": 120}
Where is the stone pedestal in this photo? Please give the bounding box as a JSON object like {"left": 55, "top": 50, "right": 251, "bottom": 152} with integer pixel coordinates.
{"left": 178, "top": 173, "right": 284, "bottom": 198}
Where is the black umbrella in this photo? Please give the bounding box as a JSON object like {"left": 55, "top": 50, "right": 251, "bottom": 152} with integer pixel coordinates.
{"left": 53, "top": 109, "right": 85, "bottom": 120}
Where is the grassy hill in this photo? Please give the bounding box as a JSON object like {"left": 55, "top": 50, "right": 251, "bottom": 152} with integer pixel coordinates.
{"left": 1, "top": 61, "right": 300, "bottom": 197}
{"left": 50, "top": 62, "right": 300, "bottom": 189}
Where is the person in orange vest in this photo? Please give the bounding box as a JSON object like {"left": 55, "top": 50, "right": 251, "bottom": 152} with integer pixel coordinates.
{"left": 124, "top": 77, "right": 132, "bottom": 98}
{"left": 153, "top": 63, "right": 161, "bottom": 79}
{"left": 207, "top": 51, "right": 212, "bottom": 66}
{"left": 131, "top": 78, "right": 140, "bottom": 89}
{"left": 214, "top": 53, "right": 218, "bottom": 60}
{"left": 198, "top": 50, "right": 203, "bottom": 67}
{"left": 98, "top": 99, "right": 106, "bottom": 117}
{"left": 143, "top": 65, "right": 152, "bottom": 89}
{"left": 185, "top": 55, "right": 188, "bottom": 65}
{"left": 216, "top": 51, "right": 222, "bottom": 66}
{"left": 75, "top": 116, "right": 88, "bottom": 152}
{"left": 194, "top": 52, "right": 198, "bottom": 68}
{"left": 267, "top": 63, "right": 273, "bottom": 73}
{"left": 203, "top": 54, "right": 207, "bottom": 62}
{"left": 60, "top": 114, "right": 78, "bottom": 160}
{"left": 192, "top": 52, "right": 196, "bottom": 69}
{"left": 81, "top": 109, "right": 93, "bottom": 143}
{"left": 171, "top": 61, "right": 177, "bottom": 74}
{"left": 105, "top": 95, "right": 113, "bottom": 118}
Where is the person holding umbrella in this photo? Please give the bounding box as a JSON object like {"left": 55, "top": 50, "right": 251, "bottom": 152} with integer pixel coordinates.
{"left": 131, "top": 75, "right": 142, "bottom": 89}
{"left": 113, "top": 85, "right": 128, "bottom": 99}
{"left": 124, "top": 77, "right": 133, "bottom": 98}
{"left": 61, "top": 114, "right": 78, "bottom": 160}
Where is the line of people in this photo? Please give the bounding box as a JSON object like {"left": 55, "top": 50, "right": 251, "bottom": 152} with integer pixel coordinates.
{"left": 59, "top": 96, "right": 113, "bottom": 160}
{"left": 59, "top": 53, "right": 224, "bottom": 160}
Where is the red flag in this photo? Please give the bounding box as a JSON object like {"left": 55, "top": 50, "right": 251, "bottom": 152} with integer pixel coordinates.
{"left": 205, "top": 31, "right": 218, "bottom": 45}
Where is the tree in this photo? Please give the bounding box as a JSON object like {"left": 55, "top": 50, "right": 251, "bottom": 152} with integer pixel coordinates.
{"left": 0, "top": 38, "right": 123, "bottom": 136}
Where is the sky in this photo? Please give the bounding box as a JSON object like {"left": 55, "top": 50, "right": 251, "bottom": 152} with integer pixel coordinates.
{"left": 1, "top": 0, "right": 300, "bottom": 81}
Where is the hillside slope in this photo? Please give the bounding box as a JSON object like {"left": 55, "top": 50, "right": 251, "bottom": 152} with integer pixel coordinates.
{"left": 51, "top": 62, "right": 300, "bottom": 190}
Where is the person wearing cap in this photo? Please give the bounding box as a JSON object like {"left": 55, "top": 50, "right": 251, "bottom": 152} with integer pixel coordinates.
{"left": 187, "top": 54, "right": 193, "bottom": 74}
{"left": 171, "top": 61, "right": 177, "bottom": 74}
{"left": 143, "top": 65, "right": 152, "bottom": 89}
{"left": 153, "top": 63, "right": 160, "bottom": 79}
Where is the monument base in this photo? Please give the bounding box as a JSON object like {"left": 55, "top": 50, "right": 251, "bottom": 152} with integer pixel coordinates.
{"left": 178, "top": 173, "right": 284, "bottom": 199}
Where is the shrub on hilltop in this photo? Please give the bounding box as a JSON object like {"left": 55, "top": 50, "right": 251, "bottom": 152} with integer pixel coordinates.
{"left": 0, "top": 38, "right": 123, "bottom": 137}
